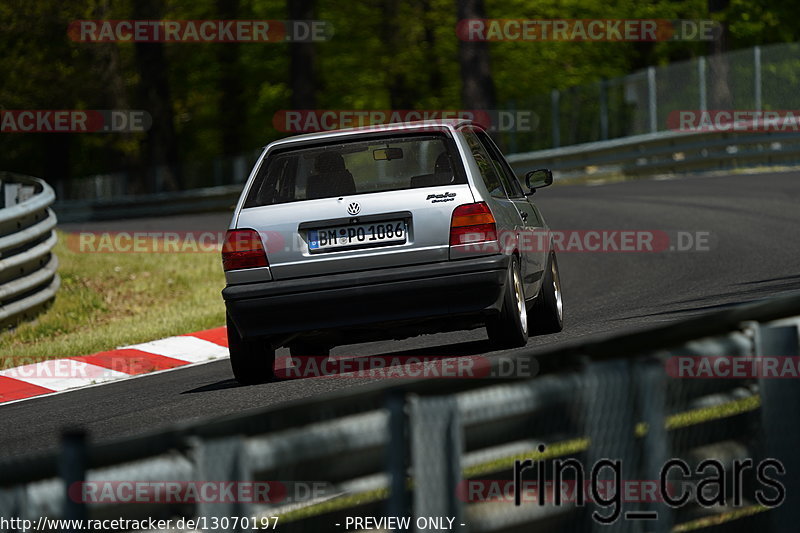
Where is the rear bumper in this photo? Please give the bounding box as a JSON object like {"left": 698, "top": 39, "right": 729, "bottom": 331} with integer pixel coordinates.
{"left": 223, "top": 254, "right": 510, "bottom": 339}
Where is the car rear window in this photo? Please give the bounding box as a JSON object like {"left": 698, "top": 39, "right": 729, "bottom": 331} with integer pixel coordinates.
{"left": 243, "top": 133, "right": 466, "bottom": 207}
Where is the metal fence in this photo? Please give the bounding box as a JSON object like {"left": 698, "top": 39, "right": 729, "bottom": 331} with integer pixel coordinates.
{"left": 505, "top": 119, "right": 800, "bottom": 181}
{"left": 57, "top": 42, "right": 800, "bottom": 208}
{"left": 2, "top": 293, "right": 800, "bottom": 532}
{"left": 497, "top": 42, "right": 800, "bottom": 152}
{"left": 0, "top": 172, "right": 59, "bottom": 329}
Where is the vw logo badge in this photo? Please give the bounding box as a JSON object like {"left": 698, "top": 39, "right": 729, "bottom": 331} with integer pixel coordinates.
{"left": 347, "top": 202, "right": 361, "bottom": 215}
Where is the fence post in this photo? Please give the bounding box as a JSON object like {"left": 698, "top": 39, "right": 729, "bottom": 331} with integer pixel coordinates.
{"left": 599, "top": 79, "right": 609, "bottom": 141}
{"left": 647, "top": 67, "right": 657, "bottom": 133}
{"left": 193, "top": 436, "right": 252, "bottom": 531}
{"left": 507, "top": 99, "right": 519, "bottom": 154}
{"left": 582, "top": 361, "right": 640, "bottom": 533}
{"left": 755, "top": 322, "right": 800, "bottom": 530}
{"left": 386, "top": 390, "right": 409, "bottom": 520}
{"left": 754, "top": 45, "right": 762, "bottom": 112}
{"left": 635, "top": 360, "right": 672, "bottom": 533}
{"left": 410, "top": 395, "right": 463, "bottom": 532}
{"left": 234, "top": 156, "right": 247, "bottom": 184}
{"left": 698, "top": 57, "right": 707, "bottom": 112}
{"left": 551, "top": 89, "right": 561, "bottom": 148}
{"left": 213, "top": 158, "right": 223, "bottom": 186}
{"left": 0, "top": 487, "right": 29, "bottom": 532}
{"left": 60, "top": 429, "right": 88, "bottom": 532}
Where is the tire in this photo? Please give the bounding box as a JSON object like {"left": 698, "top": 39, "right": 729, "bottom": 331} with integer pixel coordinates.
{"left": 529, "top": 252, "right": 564, "bottom": 335}
{"left": 227, "top": 315, "right": 276, "bottom": 384}
{"left": 486, "top": 255, "right": 529, "bottom": 349}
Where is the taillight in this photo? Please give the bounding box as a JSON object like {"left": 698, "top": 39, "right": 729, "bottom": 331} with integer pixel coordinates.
{"left": 449, "top": 202, "right": 497, "bottom": 246}
{"left": 222, "top": 229, "right": 269, "bottom": 271}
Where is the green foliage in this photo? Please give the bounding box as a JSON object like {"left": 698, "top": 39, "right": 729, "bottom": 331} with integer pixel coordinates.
{"left": 0, "top": 0, "right": 797, "bottom": 185}
{"left": 0, "top": 231, "right": 225, "bottom": 361}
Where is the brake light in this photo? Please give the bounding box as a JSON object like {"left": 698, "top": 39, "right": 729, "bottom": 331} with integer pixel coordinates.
{"left": 449, "top": 202, "right": 497, "bottom": 246}
{"left": 222, "top": 229, "right": 269, "bottom": 271}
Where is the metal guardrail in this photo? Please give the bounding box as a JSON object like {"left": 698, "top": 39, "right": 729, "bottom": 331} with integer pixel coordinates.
{"left": 53, "top": 184, "right": 242, "bottom": 223}
{"left": 54, "top": 126, "right": 800, "bottom": 223}
{"left": 2, "top": 293, "right": 800, "bottom": 532}
{"left": 507, "top": 125, "right": 800, "bottom": 180}
{"left": 0, "top": 172, "right": 59, "bottom": 328}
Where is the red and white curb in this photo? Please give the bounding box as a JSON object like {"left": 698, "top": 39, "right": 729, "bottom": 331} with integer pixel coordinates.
{"left": 0, "top": 327, "right": 228, "bottom": 405}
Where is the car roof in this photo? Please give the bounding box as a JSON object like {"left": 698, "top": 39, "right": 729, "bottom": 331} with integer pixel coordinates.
{"left": 265, "top": 118, "right": 477, "bottom": 151}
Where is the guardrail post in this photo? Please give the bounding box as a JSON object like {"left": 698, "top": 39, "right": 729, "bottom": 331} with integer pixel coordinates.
{"left": 410, "top": 395, "right": 463, "bottom": 532}
{"left": 386, "top": 390, "right": 409, "bottom": 519}
{"left": 59, "top": 429, "right": 88, "bottom": 531}
{"left": 193, "top": 436, "right": 251, "bottom": 531}
{"left": 755, "top": 323, "right": 800, "bottom": 530}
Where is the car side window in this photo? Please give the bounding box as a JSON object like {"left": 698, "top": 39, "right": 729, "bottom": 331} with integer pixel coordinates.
{"left": 475, "top": 130, "right": 525, "bottom": 198}
{"left": 245, "top": 155, "right": 298, "bottom": 207}
{"left": 460, "top": 128, "right": 508, "bottom": 198}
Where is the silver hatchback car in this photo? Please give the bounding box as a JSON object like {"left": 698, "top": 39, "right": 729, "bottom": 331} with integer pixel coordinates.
{"left": 221, "top": 119, "right": 563, "bottom": 383}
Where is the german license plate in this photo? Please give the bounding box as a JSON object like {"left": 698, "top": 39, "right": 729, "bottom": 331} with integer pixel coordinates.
{"left": 308, "top": 220, "right": 406, "bottom": 252}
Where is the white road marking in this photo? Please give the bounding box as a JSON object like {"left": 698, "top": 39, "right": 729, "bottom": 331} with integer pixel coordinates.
{"left": 121, "top": 336, "right": 229, "bottom": 363}
{"left": 0, "top": 360, "right": 129, "bottom": 391}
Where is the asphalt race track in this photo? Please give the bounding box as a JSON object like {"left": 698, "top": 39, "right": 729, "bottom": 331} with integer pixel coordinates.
{"left": 2, "top": 170, "right": 799, "bottom": 458}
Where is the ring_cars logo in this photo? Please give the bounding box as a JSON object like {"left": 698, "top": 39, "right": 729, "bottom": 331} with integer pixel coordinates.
{"left": 426, "top": 192, "right": 456, "bottom": 203}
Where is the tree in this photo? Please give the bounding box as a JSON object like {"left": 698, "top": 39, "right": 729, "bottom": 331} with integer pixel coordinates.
{"left": 132, "top": 0, "right": 182, "bottom": 192}
{"left": 456, "top": 0, "right": 495, "bottom": 112}
{"left": 288, "top": 0, "right": 317, "bottom": 110}
{"left": 216, "top": 0, "right": 246, "bottom": 157}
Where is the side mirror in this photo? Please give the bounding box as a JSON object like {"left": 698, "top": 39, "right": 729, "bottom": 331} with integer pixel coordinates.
{"left": 524, "top": 168, "right": 553, "bottom": 195}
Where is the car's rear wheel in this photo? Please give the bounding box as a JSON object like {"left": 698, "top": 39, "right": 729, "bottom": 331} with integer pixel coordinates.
{"left": 529, "top": 252, "right": 564, "bottom": 334}
{"left": 227, "top": 315, "right": 276, "bottom": 384}
{"left": 486, "top": 255, "right": 529, "bottom": 349}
